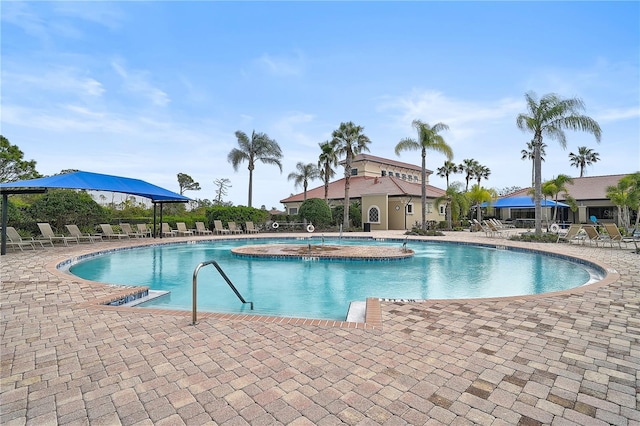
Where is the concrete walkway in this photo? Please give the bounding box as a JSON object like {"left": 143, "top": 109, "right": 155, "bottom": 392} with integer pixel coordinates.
{"left": 1, "top": 231, "right": 638, "bottom": 425}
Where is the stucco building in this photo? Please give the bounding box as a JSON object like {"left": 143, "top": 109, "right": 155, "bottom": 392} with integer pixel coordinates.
{"left": 280, "top": 154, "right": 446, "bottom": 230}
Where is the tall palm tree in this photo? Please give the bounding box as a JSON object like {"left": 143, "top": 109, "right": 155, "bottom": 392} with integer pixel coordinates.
{"left": 287, "top": 162, "right": 320, "bottom": 201}
{"left": 436, "top": 160, "right": 459, "bottom": 189}
{"left": 516, "top": 92, "right": 601, "bottom": 235}
{"left": 543, "top": 174, "right": 574, "bottom": 222}
{"left": 473, "top": 164, "right": 491, "bottom": 187}
{"left": 396, "top": 120, "right": 453, "bottom": 231}
{"left": 460, "top": 159, "right": 478, "bottom": 192}
{"left": 331, "top": 122, "right": 371, "bottom": 229}
{"left": 521, "top": 140, "right": 547, "bottom": 186}
{"left": 318, "top": 141, "right": 338, "bottom": 203}
{"left": 569, "top": 146, "right": 600, "bottom": 177}
{"left": 228, "top": 130, "right": 283, "bottom": 207}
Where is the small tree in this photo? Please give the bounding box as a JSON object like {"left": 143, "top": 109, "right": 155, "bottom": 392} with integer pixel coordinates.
{"left": 298, "top": 198, "right": 332, "bottom": 228}
{"left": 213, "top": 178, "right": 232, "bottom": 204}
{"left": 0, "top": 135, "right": 41, "bottom": 182}
{"left": 177, "top": 173, "right": 201, "bottom": 195}
{"left": 287, "top": 162, "right": 320, "bottom": 201}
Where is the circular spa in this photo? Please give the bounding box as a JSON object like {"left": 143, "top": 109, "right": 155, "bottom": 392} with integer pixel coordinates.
{"left": 67, "top": 238, "right": 603, "bottom": 321}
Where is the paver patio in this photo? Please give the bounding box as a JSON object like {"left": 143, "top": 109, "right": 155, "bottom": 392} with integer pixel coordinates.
{"left": 1, "top": 230, "right": 638, "bottom": 425}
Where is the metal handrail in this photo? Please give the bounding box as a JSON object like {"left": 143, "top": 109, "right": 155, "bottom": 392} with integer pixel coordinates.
{"left": 192, "top": 260, "right": 253, "bottom": 325}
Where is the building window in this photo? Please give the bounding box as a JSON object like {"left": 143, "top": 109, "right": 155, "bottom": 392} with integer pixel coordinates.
{"left": 402, "top": 174, "right": 407, "bottom": 180}
{"left": 381, "top": 171, "right": 386, "bottom": 176}
{"left": 289, "top": 207, "right": 298, "bottom": 215}
{"left": 406, "top": 203, "right": 413, "bottom": 214}
{"left": 439, "top": 204, "right": 446, "bottom": 215}
{"left": 368, "top": 206, "right": 380, "bottom": 223}
{"left": 396, "top": 172, "right": 400, "bottom": 177}
{"left": 351, "top": 168, "right": 358, "bottom": 176}
{"left": 414, "top": 175, "right": 419, "bottom": 181}
{"left": 408, "top": 175, "right": 413, "bottom": 181}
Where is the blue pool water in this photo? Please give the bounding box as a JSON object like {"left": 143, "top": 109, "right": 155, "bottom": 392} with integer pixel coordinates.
{"left": 68, "top": 238, "right": 596, "bottom": 320}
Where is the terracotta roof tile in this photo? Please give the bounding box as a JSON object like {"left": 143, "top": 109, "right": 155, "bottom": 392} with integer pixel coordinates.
{"left": 280, "top": 176, "right": 445, "bottom": 203}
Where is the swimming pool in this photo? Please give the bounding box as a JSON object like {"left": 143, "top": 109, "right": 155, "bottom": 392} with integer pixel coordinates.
{"left": 68, "top": 237, "right": 599, "bottom": 320}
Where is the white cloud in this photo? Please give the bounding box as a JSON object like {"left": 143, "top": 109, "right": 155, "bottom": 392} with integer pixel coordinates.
{"left": 111, "top": 61, "right": 170, "bottom": 107}
{"left": 256, "top": 51, "right": 305, "bottom": 77}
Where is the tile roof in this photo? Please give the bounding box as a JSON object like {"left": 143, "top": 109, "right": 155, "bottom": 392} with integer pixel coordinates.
{"left": 341, "top": 153, "right": 431, "bottom": 174}
{"left": 280, "top": 175, "right": 445, "bottom": 203}
{"left": 506, "top": 174, "right": 631, "bottom": 201}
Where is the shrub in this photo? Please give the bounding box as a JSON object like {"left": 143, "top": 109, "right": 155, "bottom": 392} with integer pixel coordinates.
{"left": 509, "top": 232, "right": 558, "bottom": 243}
{"left": 298, "top": 198, "right": 332, "bottom": 228}
{"left": 27, "top": 189, "right": 109, "bottom": 233}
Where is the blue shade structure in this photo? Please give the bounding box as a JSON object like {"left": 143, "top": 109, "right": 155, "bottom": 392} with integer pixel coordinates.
{"left": 1, "top": 171, "right": 191, "bottom": 254}
{"left": 480, "top": 196, "right": 569, "bottom": 208}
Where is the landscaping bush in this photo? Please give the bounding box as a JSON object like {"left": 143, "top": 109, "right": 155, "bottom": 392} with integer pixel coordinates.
{"left": 298, "top": 198, "right": 332, "bottom": 228}
{"left": 509, "top": 232, "right": 559, "bottom": 243}
{"left": 27, "top": 189, "right": 109, "bottom": 234}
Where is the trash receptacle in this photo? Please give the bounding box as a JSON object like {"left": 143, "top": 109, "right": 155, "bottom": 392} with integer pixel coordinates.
{"left": 363, "top": 223, "right": 371, "bottom": 232}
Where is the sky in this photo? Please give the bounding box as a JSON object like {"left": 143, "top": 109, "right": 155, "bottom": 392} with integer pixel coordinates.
{"left": 2, "top": 1, "right": 639, "bottom": 209}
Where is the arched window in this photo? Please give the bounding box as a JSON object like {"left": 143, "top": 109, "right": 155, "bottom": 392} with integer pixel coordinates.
{"left": 368, "top": 206, "right": 380, "bottom": 223}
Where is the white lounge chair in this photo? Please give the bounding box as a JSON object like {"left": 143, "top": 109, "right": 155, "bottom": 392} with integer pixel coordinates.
{"left": 137, "top": 223, "right": 153, "bottom": 237}
{"left": 194, "top": 222, "right": 213, "bottom": 235}
{"left": 65, "top": 224, "right": 101, "bottom": 243}
{"left": 162, "top": 223, "right": 178, "bottom": 237}
{"left": 245, "top": 222, "right": 260, "bottom": 234}
{"left": 228, "top": 222, "right": 243, "bottom": 234}
{"left": 38, "top": 222, "right": 79, "bottom": 246}
{"left": 214, "top": 220, "right": 230, "bottom": 235}
{"left": 100, "top": 224, "right": 130, "bottom": 240}
{"left": 119, "top": 223, "right": 145, "bottom": 238}
{"left": 6, "top": 226, "right": 48, "bottom": 250}
{"left": 176, "top": 222, "right": 194, "bottom": 236}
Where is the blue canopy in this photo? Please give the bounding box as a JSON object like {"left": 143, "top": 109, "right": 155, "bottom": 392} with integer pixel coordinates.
{"left": 481, "top": 196, "right": 569, "bottom": 208}
{"left": 0, "top": 171, "right": 191, "bottom": 203}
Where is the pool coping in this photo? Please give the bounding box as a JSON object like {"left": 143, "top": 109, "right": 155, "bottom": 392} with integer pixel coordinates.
{"left": 49, "top": 234, "right": 620, "bottom": 331}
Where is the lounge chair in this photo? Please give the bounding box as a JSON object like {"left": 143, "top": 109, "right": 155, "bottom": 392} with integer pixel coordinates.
{"left": 100, "top": 224, "right": 130, "bottom": 240}
{"left": 120, "top": 223, "right": 145, "bottom": 238}
{"left": 176, "top": 222, "right": 194, "bottom": 236}
{"left": 228, "top": 222, "right": 243, "bottom": 234}
{"left": 6, "top": 226, "right": 47, "bottom": 250}
{"left": 482, "top": 220, "right": 504, "bottom": 238}
{"left": 582, "top": 225, "right": 604, "bottom": 247}
{"left": 601, "top": 223, "right": 632, "bottom": 249}
{"left": 245, "top": 221, "right": 260, "bottom": 234}
{"left": 214, "top": 220, "right": 230, "bottom": 235}
{"left": 137, "top": 223, "right": 153, "bottom": 237}
{"left": 194, "top": 222, "right": 213, "bottom": 235}
{"left": 65, "top": 224, "right": 101, "bottom": 243}
{"left": 162, "top": 223, "right": 178, "bottom": 237}
{"left": 37, "top": 222, "right": 79, "bottom": 246}
{"left": 556, "top": 224, "right": 583, "bottom": 244}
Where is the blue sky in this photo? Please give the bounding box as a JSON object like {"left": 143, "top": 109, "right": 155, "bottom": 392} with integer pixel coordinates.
{"left": 2, "top": 1, "right": 638, "bottom": 209}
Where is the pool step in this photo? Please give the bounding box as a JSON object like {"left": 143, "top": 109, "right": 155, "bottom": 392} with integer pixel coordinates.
{"left": 346, "top": 301, "right": 366, "bottom": 323}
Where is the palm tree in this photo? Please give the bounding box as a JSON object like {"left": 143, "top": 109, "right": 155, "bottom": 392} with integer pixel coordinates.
{"left": 473, "top": 164, "right": 491, "bottom": 187}
{"left": 395, "top": 120, "right": 453, "bottom": 231}
{"left": 228, "top": 130, "right": 283, "bottom": 207}
{"left": 331, "top": 122, "right": 371, "bottom": 229}
{"left": 543, "top": 174, "right": 574, "bottom": 222}
{"left": 318, "top": 141, "right": 338, "bottom": 203}
{"left": 460, "top": 159, "right": 478, "bottom": 192}
{"left": 435, "top": 181, "right": 469, "bottom": 229}
{"left": 521, "top": 141, "right": 547, "bottom": 186}
{"left": 569, "top": 146, "right": 600, "bottom": 177}
{"left": 607, "top": 173, "right": 640, "bottom": 229}
{"left": 467, "top": 184, "right": 495, "bottom": 223}
{"left": 516, "top": 92, "right": 601, "bottom": 235}
{"left": 436, "top": 160, "right": 459, "bottom": 189}
{"left": 288, "top": 162, "right": 320, "bottom": 201}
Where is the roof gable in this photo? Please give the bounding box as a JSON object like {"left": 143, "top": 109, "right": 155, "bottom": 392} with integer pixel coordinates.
{"left": 280, "top": 175, "right": 445, "bottom": 203}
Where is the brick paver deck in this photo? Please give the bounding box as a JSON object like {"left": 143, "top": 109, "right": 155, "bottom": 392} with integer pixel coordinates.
{"left": 1, "top": 231, "right": 638, "bottom": 425}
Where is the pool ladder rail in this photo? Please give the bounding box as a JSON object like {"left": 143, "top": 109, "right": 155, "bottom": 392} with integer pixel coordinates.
{"left": 192, "top": 260, "right": 253, "bottom": 325}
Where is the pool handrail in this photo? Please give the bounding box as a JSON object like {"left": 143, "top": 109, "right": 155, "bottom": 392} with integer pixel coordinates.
{"left": 192, "top": 259, "right": 254, "bottom": 325}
